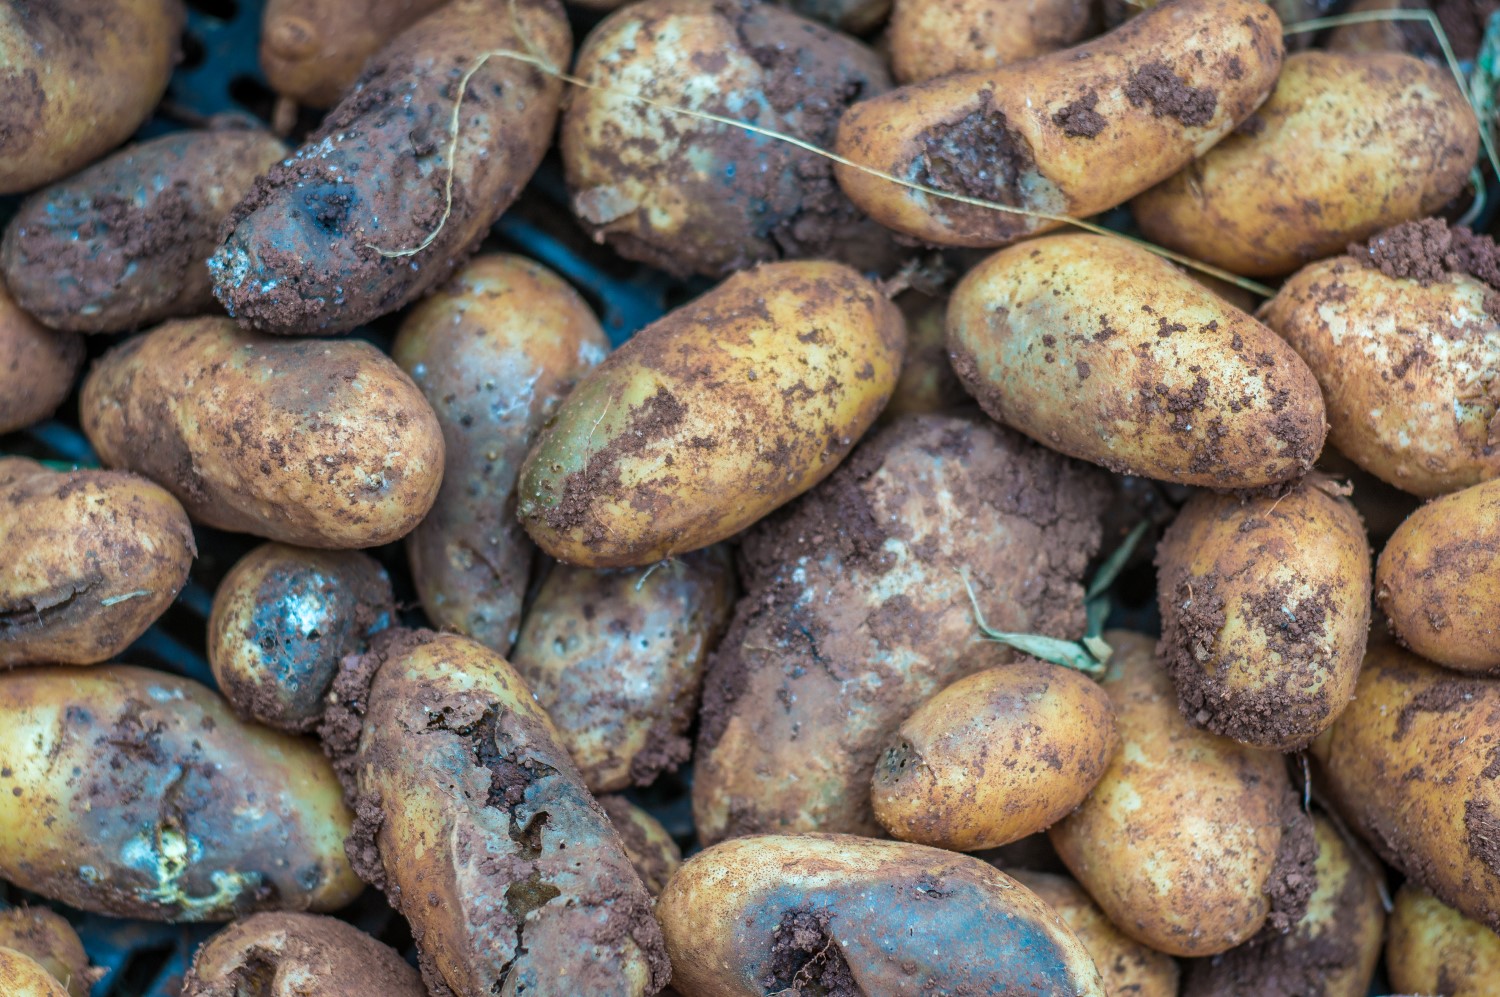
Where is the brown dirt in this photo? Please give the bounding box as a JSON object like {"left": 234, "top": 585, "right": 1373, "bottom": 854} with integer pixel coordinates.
{"left": 1349, "top": 218, "right": 1500, "bottom": 292}
{"left": 1124, "top": 60, "right": 1218, "bottom": 127}
{"left": 761, "top": 908, "right": 859, "bottom": 997}
{"left": 1052, "top": 90, "right": 1106, "bottom": 138}
{"left": 1264, "top": 787, "right": 1318, "bottom": 934}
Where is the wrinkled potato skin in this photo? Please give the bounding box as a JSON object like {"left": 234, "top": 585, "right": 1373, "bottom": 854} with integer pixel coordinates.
{"left": 948, "top": 234, "right": 1326, "bottom": 487}
{"left": 834, "top": 0, "right": 1284, "bottom": 246}
{"left": 882, "top": 290, "right": 966, "bottom": 418}
{"left": 208, "top": 544, "right": 394, "bottom": 731}
{"left": 872, "top": 661, "right": 1119, "bottom": 850}
{"left": 1263, "top": 257, "right": 1500, "bottom": 497}
{"left": 776, "top": 0, "right": 890, "bottom": 32}
{"left": 1387, "top": 883, "right": 1500, "bottom": 997}
{"left": 1377, "top": 479, "right": 1500, "bottom": 672}
{"left": 260, "top": 0, "right": 449, "bottom": 107}
{"left": 1, "top": 464, "right": 195, "bottom": 668}
{"left": 393, "top": 255, "right": 608, "bottom": 654}
{"left": 1134, "top": 52, "right": 1478, "bottom": 277}
{"left": 0, "top": 666, "right": 360, "bottom": 920}
{"left": 888, "top": 0, "right": 1095, "bottom": 84}
{"left": 658, "top": 834, "right": 1106, "bottom": 996}
{"left": 1050, "top": 632, "right": 1305, "bottom": 956}
{"left": 0, "top": 909, "right": 97, "bottom": 997}
{"left": 1311, "top": 643, "right": 1500, "bottom": 931}
{"left": 0, "top": 0, "right": 183, "bottom": 194}
{"left": 599, "top": 795, "right": 682, "bottom": 896}
{"left": 518, "top": 261, "right": 905, "bottom": 568}
{"left": 0, "top": 280, "right": 82, "bottom": 433}
{"left": 0, "top": 949, "right": 68, "bottom": 997}
{"left": 511, "top": 547, "right": 736, "bottom": 792}
{"left": 80, "top": 318, "right": 444, "bottom": 548}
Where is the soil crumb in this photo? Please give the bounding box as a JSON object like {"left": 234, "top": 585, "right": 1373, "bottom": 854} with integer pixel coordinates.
{"left": 1350, "top": 218, "right": 1500, "bottom": 291}
{"left": 761, "top": 908, "right": 860, "bottom": 997}
{"left": 1124, "top": 61, "right": 1217, "bottom": 127}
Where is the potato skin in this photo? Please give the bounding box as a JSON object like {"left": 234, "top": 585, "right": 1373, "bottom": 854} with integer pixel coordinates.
{"left": 511, "top": 547, "right": 736, "bottom": 792}
{"left": 0, "top": 280, "right": 81, "bottom": 433}
{"left": 598, "top": 794, "right": 682, "bottom": 896}
{"left": 777, "top": 0, "right": 890, "bottom": 31}
{"left": 948, "top": 233, "right": 1326, "bottom": 488}
{"left": 0, "top": 665, "right": 360, "bottom": 920}
{"left": 1387, "top": 883, "right": 1500, "bottom": 997}
{"left": 260, "top": 0, "right": 449, "bottom": 107}
{"left": 657, "top": 834, "right": 1106, "bottom": 996}
{"left": 1, "top": 463, "right": 196, "bottom": 668}
{"left": 393, "top": 254, "right": 608, "bottom": 654}
{"left": 0, "top": 909, "right": 98, "bottom": 997}
{"left": 0, "top": 949, "right": 68, "bottom": 997}
{"left": 517, "top": 261, "right": 905, "bottom": 568}
{"left": 80, "top": 318, "right": 444, "bottom": 548}
{"left": 888, "top": 0, "right": 1094, "bottom": 84}
{"left": 1050, "top": 632, "right": 1313, "bottom": 956}
{"left": 211, "top": 0, "right": 570, "bottom": 335}
{"left": 834, "top": 0, "right": 1283, "bottom": 246}
{"left": 882, "top": 289, "right": 967, "bottom": 418}
{"left": 872, "top": 661, "right": 1119, "bottom": 850}
{"left": 1377, "top": 479, "right": 1500, "bottom": 672}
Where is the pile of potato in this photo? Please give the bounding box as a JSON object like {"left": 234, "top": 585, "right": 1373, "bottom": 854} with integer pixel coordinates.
{"left": 1, "top": 0, "right": 1498, "bottom": 993}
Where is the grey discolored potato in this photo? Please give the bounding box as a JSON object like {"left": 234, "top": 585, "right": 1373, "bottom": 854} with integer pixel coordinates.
{"left": 319, "top": 630, "right": 670, "bottom": 997}
{"left": 80, "top": 318, "right": 444, "bottom": 548}
{"left": 1, "top": 461, "right": 196, "bottom": 668}
{"left": 517, "top": 261, "right": 905, "bottom": 568}
{"left": 563, "top": 0, "right": 900, "bottom": 281}
{"left": 510, "top": 547, "right": 736, "bottom": 793}
{"left": 0, "top": 909, "right": 100, "bottom": 997}
{"left": 694, "top": 413, "right": 1108, "bottom": 842}
{"left": 598, "top": 794, "right": 682, "bottom": 896}
{"left": 259, "top": 0, "right": 449, "bottom": 107}
{"left": 1376, "top": 478, "right": 1500, "bottom": 672}
{"left": 658, "top": 834, "right": 1107, "bottom": 996}
{"left": 882, "top": 289, "right": 967, "bottom": 418}
{"left": 0, "top": 665, "right": 361, "bottom": 920}
{"left": 0, "top": 280, "right": 82, "bottom": 434}
{"left": 1386, "top": 883, "right": 1500, "bottom": 997}
{"left": 208, "top": 544, "right": 394, "bottom": 731}
{"left": 871, "top": 661, "right": 1119, "bottom": 851}
{"left": 1050, "top": 632, "right": 1315, "bottom": 957}
{"left": 948, "top": 233, "right": 1327, "bottom": 488}
{"left": 393, "top": 254, "right": 608, "bottom": 654}
{"left": 0, "top": 948, "right": 68, "bottom": 997}
{"left": 888, "top": 0, "right": 1096, "bottom": 84}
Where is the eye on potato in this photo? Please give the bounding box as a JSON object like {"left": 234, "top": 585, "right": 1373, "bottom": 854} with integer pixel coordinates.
{"left": 1386, "top": 883, "right": 1500, "bottom": 997}
{"left": 259, "top": 0, "right": 449, "bottom": 108}
{"left": 0, "top": 948, "right": 69, "bottom": 997}
{"left": 948, "top": 233, "right": 1326, "bottom": 488}
{"left": 0, "top": 909, "right": 100, "bottom": 997}
{"left": 888, "top": 0, "right": 1095, "bottom": 84}
{"left": 80, "top": 317, "right": 444, "bottom": 548}
{"left": 0, "top": 280, "right": 82, "bottom": 434}
{"left": 393, "top": 254, "right": 608, "bottom": 654}
{"left": 599, "top": 794, "right": 682, "bottom": 896}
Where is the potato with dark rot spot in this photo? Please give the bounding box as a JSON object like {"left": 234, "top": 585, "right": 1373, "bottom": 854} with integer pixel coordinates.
{"left": 1386, "top": 883, "right": 1500, "bottom": 997}
{"left": 259, "top": 0, "right": 449, "bottom": 107}
{"left": 888, "top": 0, "right": 1096, "bottom": 84}
{"left": 0, "top": 909, "right": 101, "bottom": 997}
{"left": 882, "top": 289, "right": 967, "bottom": 419}
{"left": 599, "top": 794, "right": 682, "bottom": 896}
{"left": 0, "top": 948, "right": 68, "bottom": 997}
{"left": 0, "top": 281, "right": 82, "bottom": 434}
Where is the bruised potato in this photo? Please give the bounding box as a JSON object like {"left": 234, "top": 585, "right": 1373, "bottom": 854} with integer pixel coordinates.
{"left": 181, "top": 913, "right": 424, "bottom": 997}
{"left": 599, "top": 795, "right": 682, "bottom": 896}
{"left": 260, "top": 0, "right": 449, "bottom": 107}
{"left": 888, "top": 0, "right": 1095, "bottom": 84}
{"left": 0, "top": 280, "right": 82, "bottom": 434}
{"left": 0, "top": 909, "right": 99, "bottom": 997}
{"left": 1387, "top": 883, "right": 1500, "bottom": 997}
{"left": 0, "top": 949, "right": 67, "bottom": 997}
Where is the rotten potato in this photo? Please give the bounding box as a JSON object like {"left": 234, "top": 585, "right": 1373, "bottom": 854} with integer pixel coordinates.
{"left": 599, "top": 794, "right": 683, "bottom": 896}
{"left": 888, "top": 0, "right": 1095, "bottom": 84}
{"left": 1386, "top": 883, "right": 1500, "bottom": 997}
{"left": 259, "top": 0, "right": 449, "bottom": 107}
{"left": 0, "top": 909, "right": 99, "bottom": 997}
{"left": 0, "top": 280, "right": 82, "bottom": 434}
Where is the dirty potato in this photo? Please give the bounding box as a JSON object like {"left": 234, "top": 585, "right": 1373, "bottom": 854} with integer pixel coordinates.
{"left": 0, "top": 909, "right": 100, "bottom": 997}
{"left": 882, "top": 289, "right": 967, "bottom": 418}
{"left": 888, "top": 0, "right": 1095, "bottom": 83}
{"left": 0, "top": 948, "right": 68, "bottom": 997}
{"left": 776, "top": 0, "right": 889, "bottom": 31}
{"left": 259, "top": 0, "right": 449, "bottom": 107}
{"left": 599, "top": 795, "right": 682, "bottom": 896}
{"left": 0, "top": 281, "right": 82, "bottom": 434}
{"left": 1386, "top": 883, "right": 1500, "bottom": 997}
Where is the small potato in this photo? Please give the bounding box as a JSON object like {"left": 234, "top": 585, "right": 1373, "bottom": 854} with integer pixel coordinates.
{"left": 0, "top": 280, "right": 82, "bottom": 434}
{"left": 658, "top": 834, "right": 1107, "bottom": 996}
{"left": 211, "top": 0, "right": 569, "bottom": 335}
{"left": 517, "top": 261, "right": 905, "bottom": 568}
{"left": 888, "top": 0, "right": 1095, "bottom": 84}
{"left": 834, "top": 0, "right": 1283, "bottom": 246}
{"left": 0, "top": 665, "right": 361, "bottom": 920}
{"left": 1050, "top": 632, "right": 1314, "bottom": 957}
{"left": 1, "top": 462, "right": 195, "bottom": 668}
{"left": 599, "top": 795, "right": 682, "bottom": 896}
{"left": 948, "top": 233, "right": 1326, "bottom": 488}
{"left": 871, "top": 661, "right": 1119, "bottom": 850}
{"left": 1387, "top": 883, "right": 1500, "bottom": 997}
{"left": 510, "top": 547, "right": 736, "bottom": 792}
{"left": 393, "top": 254, "right": 608, "bottom": 654}
{"left": 0, "top": 909, "right": 100, "bottom": 997}
{"left": 0, "top": 949, "right": 68, "bottom": 997}
{"left": 882, "top": 289, "right": 967, "bottom": 418}
{"left": 208, "top": 544, "right": 395, "bottom": 731}
{"left": 80, "top": 318, "right": 444, "bottom": 548}
{"left": 260, "top": 0, "right": 449, "bottom": 107}
{"left": 0, "top": 0, "right": 183, "bottom": 194}
{"left": 1377, "top": 478, "right": 1500, "bottom": 672}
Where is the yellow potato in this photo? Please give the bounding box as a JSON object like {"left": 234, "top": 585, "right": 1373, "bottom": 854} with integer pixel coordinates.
{"left": 0, "top": 948, "right": 68, "bottom": 997}
{"left": 0, "top": 909, "right": 99, "bottom": 997}
{"left": 0, "top": 279, "right": 81, "bottom": 433}
{"left": 1387, "top": 883, "right": 1500, "bottom": 997}
{"left": 259, "top": 0, "right": 449, "bottom": 107}
{"left": 598, "top": 794, "right": 682, "bottom": 896}
{"left": 888, "top": 0, "right": 1095, "bottom": 83}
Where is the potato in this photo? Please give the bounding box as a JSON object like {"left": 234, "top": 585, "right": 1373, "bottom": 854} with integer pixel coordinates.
{"left": 694, "top": 413, "right": 1107, "bottom": 842}
{"left": 1377, "top": 478, "right": 1500, "bottom": 672}
{"left": 0, "top": 0, "right": 182, "bottom": 194}
{"left": 1133, "top": 52, "right": 1478, "bottom": 277}
{"left": 510, "top": 547, "right": 735, "bottom": 792}
{"left": 1050, "top": 632, "right": 1315, "bottom": 957}
{"left": 1261, "top": 220, "right": 1500, "bottom": 497}
{"left": 1007, "top": 870, "right": 1180, "bottom": 997}
{"left": 318, "top": 630, "right": 670, "bottom": 997}
{"left": 1, "top": 462, "right": 195, "bottom": 668}
{"left": 776, "top": 0, "right": 889, "bottom": 32}
{"left": 208, "top": 544, "right": 394, "bottom": 731}
{"left": 393, "top": 254, "right": 608, "bottom": 654}
{"left": 1387, "top": 883, "right": 1500, "bottom": 997}
{"left": 563, "top": 0, "right": 898, "bottom": 281}
{"left": 517, "top": 261, "right": 904, "bottom": 568}
{"left": 260, "top": 0, "right": 449, "bottom": 107}
{"left": 658, "top": 833, "right": 1107, "bottom": 996}
{"left": 599, "top": 794, "right": 682, "bottom": 896}
{"left": 888, "top": 0, "right": 1095, "bottom": 84}
{"left": 872, "top": 661, "right": 1119, "bottom": 850}
{"left": 0, "top": 909, "right": 99, "bottom": 997}
{"left": 181, "top": 912, "right": 425, "bottom": 997}
{"left": 0, "top": 949, "right": 68, "bottom": 997}
{"left": 834, "top": 0, "right": 1283, "bottom": 247}
{"left": 1329, "top": 0, "right": 1488, "bottom": 60}
{"left": 80, "top": 317, "right": 444, "bottom": 548}
{"left": 211, "top": 0, "right": 569, "bottom": 335}
{"left": 1311, "top": 642, "right": 1500, "bottom": 932}
{"left": 0, "top": 665, "right": 360, "bottom": 920}
{"left": 882, "top": 289, "right": 967, "bottom": 418}
{"left": 1, "top": 128, "right": 287, "bottom": 334}
{"left": 0, "top": 280, "right": 81, "bottom": 433}
{"left": 948, "top": 233, "right": 1326, "bottom": 488}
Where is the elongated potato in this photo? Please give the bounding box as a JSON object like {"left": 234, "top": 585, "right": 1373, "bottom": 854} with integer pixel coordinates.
{"left": 1, "top": 462, "right": 196, "bottom": 668}
{"left": 319, "top": 630, "right": 670, "bottom": 997}
{"left": 517, "top": 261, "right": 905, "bottom": 568}
{"left": 0, "top": 910, "right": 99, "bottom": 997}
{"left": 181, "top": 913, "right": 425, "bottom": 997}
{"left": 0, "top": 280, "right": 81, "bottom": 434}
{"left": 1377, "top": 478, "right": 1500, "bottom": 672}
{"left": 80, "top": 318, "right": 444, "bottom": 548}
{"left": 1387, "top": 883, "right": 1500, "bottom": 997}
{"left": 599, "top": 795, "right": 682, "bottom": 896}
{"left": 659, "top": 834, "right": 1106, "bottom": 996}
{"left": 393, "top": 254, "right": 608, "bottom": 653}
{"left": 0, "top": 666, "right": 360, "bottom": 920}
{"left": 949, "top": 233, "right": 1326, "bottom": 487}
{"left": 0, "top": 949, "right": 67, "bottom": 997}
{"left": 1050, "top": 632, "right": 1314, "bottom": 957}
{"left": 834, "top": 0, "right": 1283, "bottom": 246}
{"left": 260, "top": 0, "right": 449, "bottom": 107}
{"left": 889, "top": 0, "right": 1095, "bottom": 84}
